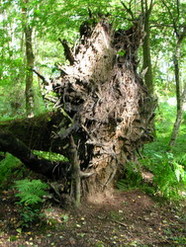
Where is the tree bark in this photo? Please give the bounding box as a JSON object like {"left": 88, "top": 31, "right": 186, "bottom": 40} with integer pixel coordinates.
{"left": 0, "top": 111, "right": 70, "bottom": 155}
{"left": 25, "top": 27, "right": 34, "bottom": 117}
{"left": 69, "top": 135, "right": 81, "bottom": 206}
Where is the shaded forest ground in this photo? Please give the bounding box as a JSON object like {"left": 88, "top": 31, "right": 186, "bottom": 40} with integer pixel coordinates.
{"left": 0, "top": 189, "right": 185, "bottom": 247}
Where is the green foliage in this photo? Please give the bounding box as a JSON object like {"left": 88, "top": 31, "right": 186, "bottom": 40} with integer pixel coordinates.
{"left": 149, "top": 101, "right": 186, "bottom": 156}
{"left": 14, "top": 179, "right": 49, "bottom": 205}
{"left": 32, "top": 150, "right": 68, "bottom": 162}
{"left": 32, "top": 80, "right": 50, "bottom": 115}
{"left": 60, "top": 214, "right": 69, "bottom": 223}
{"left": 14, "top": 179, "right": 49, "bottom": 227}
{"left": 117, "top": 162, "right": 143, "bottom": 191}
{"left": 0, "top": 0, "right": 185, "bottom": 120}
{"left": 117, "top": 102, "right": 186, "bottom": 201}
{"left": 140, "top": 102, "right": 186, "bottom": 201}
{"left": 0, "top": 153, "right": 22, "bottom": 188}
{"left": 140, "top": 153, "right": 186, "bottom": 201}
{"left": 117, "top": 50, "right": 126, "bottom": 56}
{"left": 156, "top": 101, "right": 176, "bottom": 136}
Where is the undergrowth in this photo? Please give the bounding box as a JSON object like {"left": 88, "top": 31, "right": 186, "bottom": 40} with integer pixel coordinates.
{"left": 0, "top": 153, "right": 22, "bottom": 188}
{"left": 117, "top": 102, "right": 186, "bottom": 202}
{"left": 14, "top": 179, "right": 49, "bottom": 228}
{"left": 140, "top": 152, "right": 186, "bottom": 201}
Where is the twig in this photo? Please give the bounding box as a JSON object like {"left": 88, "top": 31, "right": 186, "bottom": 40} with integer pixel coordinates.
{"left": 121, "top": 1, "right": 134, "bottom": 20}
{"left": 70, "top": 135, "right": 81, "bottom": 207}
{"left": 112, "top": 219, "right": 127, "bottom": 228}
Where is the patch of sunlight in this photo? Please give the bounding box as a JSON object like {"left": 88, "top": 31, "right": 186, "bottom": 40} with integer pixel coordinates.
{"left": 167, "top": 97, "right": 186, "bottom": 111}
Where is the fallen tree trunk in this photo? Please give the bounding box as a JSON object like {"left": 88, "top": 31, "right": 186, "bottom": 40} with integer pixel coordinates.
{"left": 0, "top": 111, "right": 69, "bottom": 156}
{"left": 0, "top": 131, "right": 71, "bottom": 180}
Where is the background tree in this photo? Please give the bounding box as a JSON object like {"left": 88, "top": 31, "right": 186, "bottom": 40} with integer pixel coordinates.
{"left": 22, "top": 0, "right": 35, "bottom": 117}
{"left": 141, "top": 0, "right": 154, "bottom": 95}
{"left": 161, "top": 0, "right": 186, "bottom": 147}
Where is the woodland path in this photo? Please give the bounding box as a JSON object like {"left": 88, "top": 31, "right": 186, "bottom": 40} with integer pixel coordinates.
{"left": 0, "top": 190, "right": 185, "bottom": 247}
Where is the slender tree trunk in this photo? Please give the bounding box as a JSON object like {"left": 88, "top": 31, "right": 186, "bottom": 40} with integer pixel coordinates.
{"left": 142, "top": 13, "right": 153, "bottom": 94}
{"left": 161, "top": 0, "right": 186, "bottom": 147}
{"left": 168, "top": 30, "right": 186, "bottom": 146}
{"left": 22, "top": 0, "right": 35, "bottom": 117}
{"left": 141, "top": 0, "right": 154, "bottom": 95}
{"left": 169, "top": 44, "right": 186, "bottom": 146}
{"left": 169, "top": 109, "right": 182, "bottom": 147}
{"left": 25, "top": 26, "right": 34, "bottom": 117}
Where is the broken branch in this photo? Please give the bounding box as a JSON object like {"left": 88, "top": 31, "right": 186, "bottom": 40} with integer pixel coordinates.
{"left": 33, "top": 69, "right": 49, "bottom": 85}
{"left": 58, "top": 38, "right": 75, "bottom": 65}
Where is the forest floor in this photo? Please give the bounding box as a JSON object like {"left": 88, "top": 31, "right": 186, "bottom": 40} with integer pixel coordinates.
{"left": 0, "top": 189, "right": 185, "bottom": 247}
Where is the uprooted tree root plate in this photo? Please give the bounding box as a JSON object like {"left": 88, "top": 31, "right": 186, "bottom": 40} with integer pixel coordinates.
{"left": 0, "top": 18, "right": 156, "bottom": 203}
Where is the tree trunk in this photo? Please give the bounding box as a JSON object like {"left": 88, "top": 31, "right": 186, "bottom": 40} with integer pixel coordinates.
{"left": 22, "top": 0, "right": 35, "bottom": 117}
{"left": 0, "top": 111, "right": 65, "bottom": 153}
{"left": 0, "top": 131, "right": 71, "bottom": 180}
{"left": 168, "top": 29, "right": 186, "bottom": 147}
{"left": 161, "top": 0, "right": 186, "bottom": 147}
{"left": 169, "top": 50, "right": 186, "bottom": 146}
{"left": 141, "top": 1, "right": 154, "bottom": 95}
{"left": 25, "top": 26, "right": 34, "bottom": 117}
{"left": 169, "top": 108, "right": 183, "bottom": 147}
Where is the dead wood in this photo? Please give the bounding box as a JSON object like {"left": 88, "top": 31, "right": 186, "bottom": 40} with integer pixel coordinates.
{"left": 49, "top": 19, "right": 156, "bottom": 195}
{"left": 0, "top": 111, "right": 73, "bottom": 157}
{"left": 0, "top": 131, "right": 71, "bottom": 180}
{"left": 69, "top": 135, "right": 81, "bottom": 206}
{"left": 33, "top": 69, "right": 49, "bottom": 85}
{"left": 59, "top": 38, "right": 75, "bottom": 65}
